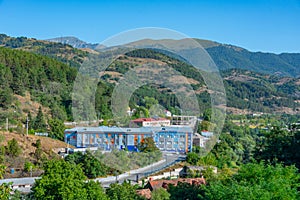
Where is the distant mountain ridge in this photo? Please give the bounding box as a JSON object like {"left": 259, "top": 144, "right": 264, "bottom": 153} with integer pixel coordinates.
{"left": 47, "top": 36, "right": 300, "bottom": 77}
{"left": 46, "top": 36, "right": 100, "bottom": 49}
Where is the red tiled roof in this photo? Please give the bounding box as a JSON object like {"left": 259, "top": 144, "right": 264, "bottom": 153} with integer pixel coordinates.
{"left": 136, "top": 189, "right": 151, "bottom": 199}
{"left": 147, "top": 178, "right": 206, "bottom": 190}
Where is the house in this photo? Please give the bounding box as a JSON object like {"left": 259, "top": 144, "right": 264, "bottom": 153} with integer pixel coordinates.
{"left": 164, "top": 110, "right": 172, "bottom": 117}
{"left": 193, "top": 133, "right": 210, "bottom": 148}
{"left": 145, "top": 178, "right": 206, "bottom": 191}
{"left": 136, "top": 189, "right": 152, "bottom": 199}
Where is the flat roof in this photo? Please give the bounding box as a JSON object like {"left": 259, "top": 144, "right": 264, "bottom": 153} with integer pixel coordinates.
{"left": 65, "top": 126, "right": 153, "bottom": 134}
{"left": 0, "top": 177, "right": 39, "bottom": 185}
{"left": 65, "top": 126, "right": 193, "bottom": 134}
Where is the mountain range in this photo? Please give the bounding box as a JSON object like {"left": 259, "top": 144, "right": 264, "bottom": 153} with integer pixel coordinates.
{"left": 0, "top": 33, "right": 299, "bottom": 121}
{"left": 46, "top": 36, "right": 300, "bottom": 78}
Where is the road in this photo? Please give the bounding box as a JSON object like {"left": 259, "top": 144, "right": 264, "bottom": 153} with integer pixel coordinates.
{"left": 97, "top": 152, "right": 186, "bottom": 187}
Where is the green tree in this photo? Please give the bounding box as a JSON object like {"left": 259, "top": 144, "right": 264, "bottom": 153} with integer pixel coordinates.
{"left": 0, "top": 182, "right": 12, "bottom": 200}
{"left": 33, "top": 106, "right": 47, "bottom": 131}
{"left": 48, "top": 118, "right": 65, "bottom": 140}
{"left": 24, "top": 161, "right": 35, "bottom": 173}
{"left": 27, "top": 112, "right": 34, "bottom": 131}
{"left": 0, "top": 88, "right": 13, "bottom": 109}
{"left": 65, "top": 151, "right": 110, "bottom": 178}
{"left": 186, "top": 152, "right": 200, "bottom": 165}
{"left": 204, "top": 162, "right": 300, "bottom": 200}
{"left": 144, "top": 96, "right": 158, "bottom": 109}
{"left": 34, "top": 139, "right": 43, "bottom": 160}
{"left": 84, "top": 181, "right": 109, "bottom": 200}
{"left": 32, "top": 160, "right": 108, "bottom": 200}
{"left": 255, "top": 128, "right": 300, "bottom": 169}
{"left": 0, "top": 164, "right": 6, "bottom": 179}
{"left": 106, "top": 182, "right": 143, "bottom": 200}
{"left": 6, "top": 138, "right": 21, "bottom": 157}
{"left": 0, "top": 146, "right": 5, "bottom": 164}
{"left": 151, "top": 188, "right": 170, "bottom": 200}
{"left": 168, "top": 182, "right": 204, "bottom": 200}
{"left": 138, "top": 137, "right": 159, "bottom": 153}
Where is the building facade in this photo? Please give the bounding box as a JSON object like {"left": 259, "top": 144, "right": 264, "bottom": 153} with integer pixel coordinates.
{"left": 65, "top": 126, "right": 193, "bottom": 153}
{"left": 65, "top": 126, "right": 153, "bottom": 151}
{"left": 152, "top": 127, "right": 193, "bottom": 152}
{"left": 130, "top": 118, "right": 171, "bottom": 128}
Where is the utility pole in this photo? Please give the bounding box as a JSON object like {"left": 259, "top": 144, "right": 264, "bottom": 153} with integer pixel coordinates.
{"left": 6, "top": 118, "right": 8, "bottom": 132}
{"left": 26, "top": 115, "right": 29, "bottom": 137}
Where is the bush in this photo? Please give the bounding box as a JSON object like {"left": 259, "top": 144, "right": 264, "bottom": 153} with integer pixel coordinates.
{"left": 186, "top": 152, "right": 200, "bottom": 165}
{"left": 24, "top": 161, "right": 35, "bottom": 172}
{"left": 6, "top": 138, "right": 21, "bottom": 157}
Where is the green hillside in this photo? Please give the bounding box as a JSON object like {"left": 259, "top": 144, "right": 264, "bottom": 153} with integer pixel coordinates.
{"left": 0, "top": 47, "right": 76, "bottom": 127}
{"left": 0, "top": 34, "right": 87, "bottom": 68}
{"left": 0, "top": 35, "right": 299, "bottom": 131}
{"left": 206, "top": 45, "right": 300, "bottom": 77}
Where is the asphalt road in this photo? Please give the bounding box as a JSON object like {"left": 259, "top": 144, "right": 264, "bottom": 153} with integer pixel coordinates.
{"left": 98, "top": 152, "right": 186, "bottom": 187}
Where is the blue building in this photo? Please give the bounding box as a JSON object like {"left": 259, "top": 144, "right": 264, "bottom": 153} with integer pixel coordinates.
{"left": 151, "top": 126, "right": 193, "bottom": 153}
{"left": 64, "top": 126, "right": 193, "bottom": 153}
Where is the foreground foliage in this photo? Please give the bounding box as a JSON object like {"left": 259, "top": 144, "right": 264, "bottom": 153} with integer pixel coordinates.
{"left": 31, "top": 160, "right": 108, "bottom": 200}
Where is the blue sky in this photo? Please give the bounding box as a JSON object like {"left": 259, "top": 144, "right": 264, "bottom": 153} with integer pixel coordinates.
{"left": 0, "top": 0, "right": 299, "bottom": 53}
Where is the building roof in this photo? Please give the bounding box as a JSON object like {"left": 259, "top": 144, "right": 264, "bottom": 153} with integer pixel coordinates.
{"left": 136, "top": 189, "right": 151, "bottom": 199}
{"left": 0, "top": 177, "right": 39, "bottom": 186}
{"left": 65, "top": 126, "right": 193, "bottom": 134}
{"left": 147, "top": 178, "right": 206, "bottom": 191}
{"left": 151, "top": 126, "right": 193, "bottom": 133}
{"left": 131, "top": 117, "right": 169, "bottom": 122}
{"left": 65, "top": 126, "right": 154, "bottom": 134}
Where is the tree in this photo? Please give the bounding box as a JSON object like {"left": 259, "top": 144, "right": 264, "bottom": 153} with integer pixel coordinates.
{"left": 168, "top": 182, "right": 204, "bottom": 200}
{"left": 106, "top": 182, "right": 143, "bottom": 200}
{"left": 65, "top": 151, "right": 110, "bottom": 178}
{"left": 27, "top": 112, "right": 34, "bottom": 131}
{"left": 204, "top": 162, "right": 300, "bottom": 200}
{"left": 48, "top": 118, "right": 65, "bottom": 140}
{"left": 144, "top": 96, "right": 158, "bottom": 109}
{"left": 24, "top": 161, "right": 35, "bottom": 173}
{"left": 151, "top": 188, "right": 170, "bottom": 200}
{"left": 0, "top": 146, "right": 5, "bottom": 164}
{"left": 0, "top": 88, "right": 13, "bottom": 109}
{"left": 33, "top": 139, "right": 43, "bottom": 161}
{"left": 84, "top": 181, "right": 109, "bottom": 200}
{"left": 0, "top": 164, "right": 6, "bottom": 179}
{"left": 33, "top": 106, "right": 47, "bottom": 131}
{"left": 6, "top": 138, "right": 21, "bottom": 157}
{"left": 255, "top": 128, "right": 300, "bottom": 169}
{"left": 186, "top": 152, "right": 200, "bottom": 165}
{"left": 0, "top": 182, "right": 12, "bottom": 200}
{"left": 35, "top": 139, "right": 41, "bottom": 149}
{"left": 32, "top": 160, "right": 108, "bottom": 200}
{"left": 138, "top": 137, "right": 159, "bottom": 153}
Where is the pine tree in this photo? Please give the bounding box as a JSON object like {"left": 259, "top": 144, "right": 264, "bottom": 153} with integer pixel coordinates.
{"left": 33, "top": 106, "right": 47, "bottom": 131}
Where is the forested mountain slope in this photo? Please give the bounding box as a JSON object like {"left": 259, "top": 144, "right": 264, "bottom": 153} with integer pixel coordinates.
{"left": 0, "top": 35, "right": 299, "bottom": 129}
